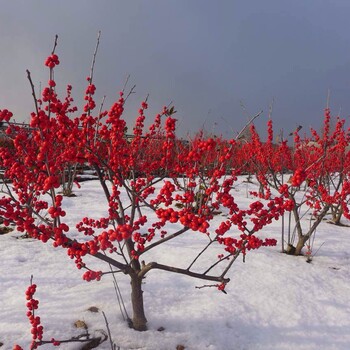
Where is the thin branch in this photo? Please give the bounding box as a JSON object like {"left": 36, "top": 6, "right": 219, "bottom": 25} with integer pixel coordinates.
{"left": 201, "top": 252, "right": 233, "bottom": 275}
{"left": 195, "top": 283, "right": 221, "bottom": 290}
{"left": 311, "top": 241, "right": 325, "bottom": 258}
{"left": 89, "top": 30, "right": 101, "bottom": 83}
{"left": 48, "top": 35, "right": 59, "bottom": 119}
{"left": 326, "top": 88, "right": 330, "bottom": 110}
{"left": 26, "top": 70, "right": 39, "bottom": 116}
{"left": 51, "top": 34, "right": 58, "bottom": 55}
{"left": 124, "top": 84, "right": 136, "bottom": 103}
{"left": 268, "top": 98, "right": 274, "bottom": 119}
{"left": 102, "top": 311, "right": 115, "bottom": 350}
{"left": 37, "top": 331, "right": 107, "bottom": 347}
{"left": 305, "top": 204, "right": 330, "bottom": 239}
{"left": 122, "top": 74, "right": 131, "bottom": 93}
{"left": 139, "top": 261, "right": 230, "bottom": 283}
{"left": 93, "top": 164, "right": 111, "bottom": 200}
{"left": 91, "top": 251, "right": 130, "bottom": 273}
{"left": 220, "top": 249, "right": 243, "bottom": 278}
{"left": 94, "top": 95, "right": 106, "bottom": 146}
{"left": 187, "top": 239, "right": 215, "bottom": 271}
{"left": 86, "top": 30, "right": 101, "bottom": 117}
{"left": 140, "top": 227, "right": 189, "bottom": 254}
{"left": 236, "top": 110, "right": 263, "bottom": 141}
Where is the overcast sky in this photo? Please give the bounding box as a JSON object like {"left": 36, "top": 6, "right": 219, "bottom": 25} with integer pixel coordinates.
{"left": 1, "top": 0, "right": 350, "bottom": 139}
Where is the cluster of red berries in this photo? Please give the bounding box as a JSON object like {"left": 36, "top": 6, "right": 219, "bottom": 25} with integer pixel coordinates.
{"left": 291, "top": 168, "right": 307, "bottom": 187}
{"left": 14, "top": 281, "right": 61, "bottom": 349}
{"left": 215, "top": 221, "right": 231, "bottom": 235}
{"left": 82, "top": 270, "right": 102, "bottom": 282}
{"left": 43, "top": 176, "right": 60, "bottom": 192}
{"left": 25, "top": 283, "right": 43, "bottom": 348}
{"left": 0, "top": 109, "right": 13, "bottom": 122}
{"left": 179, "top": 211, "right": 209, "bottom": 233}
{"left": 156, "top": 208, "right": 179, "bottom": 224}
{"left": 278, "top": 184, "right": 289, "bottom": 197}
{"left": 267, "top": 119, "right": 273, "bottom": 143}
{"left": 106, "top": 96, "right": 125, "bottom": 124}
{"left": 217, "top": 283, "right": 226, "bottom": 292}
{"left": 132, "top": 101, "right": 148, "bottom": 137}
{"left": 85, "top": 83, "right": 96, "bottom": 95}
{"left": 44, "top": 54, "right": 59, "bottom": 68}
{"left": 165, "top": 116, "right": 176, "bottom": 139}
{"left": 42, "top": 86, "right": 57, "bottom": 104}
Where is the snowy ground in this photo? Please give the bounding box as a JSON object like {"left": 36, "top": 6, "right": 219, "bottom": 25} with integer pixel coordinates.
{"left": 1, "top": 178, "right": 350, "bottom": 350}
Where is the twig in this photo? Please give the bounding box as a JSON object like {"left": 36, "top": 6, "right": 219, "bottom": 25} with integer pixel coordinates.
{"left": 37, "top": 332, "right": 107, "bottom": 347}
{"left": 139, "top": 261, "right": 230, "bottom": 283}
{"left": 26, "top": 70, "right": 39, "bottom": 116}
{"left": 268, "top": 98, "right": 275, "bottom": 119}
{"left": 47, "top": 35, "right": 59, "bottom": 119}
{"left": 140, "top": 227, "right": 189, "bottom": 254}
{"left": 195, "top": 283, "right": 219, "bottom": 290}
{"left": 122, "top": 74, "right": 131, "bottom": 93}
{"left": 326, "top": 88, "right": 330, "bottom": 110}
{"left": 202, "top": 252, "right": 233, "bottom": 275}
{"left": 86, "top": 30, "right": 101, "bottom": 117}
{"left": 51, "top": 34, "right": 58, "bottom": 55}
{"left": 94, "top": 95, "right": 106, "bottom": 146}
{"left": 187, "top": 239, "right": 215, "bottom": 271}
{"left": 102, "top": 311, "right": 115, "bottom": 350}
{"left": 311, "top": 241, "right": 325, "bottom": 258}
{"left": 124, "top": 84, "right": 136, "bottom": 103}
{"left": 106, "top": 260, "right": 131, "bottom": 323}
{"left": 235, "top": 110, "right": 263, "bottom": 141}
{"left": 89, "top": 30, "right": 101, "bottom": 84}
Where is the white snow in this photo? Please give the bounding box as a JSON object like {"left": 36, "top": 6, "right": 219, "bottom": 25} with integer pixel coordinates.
{"left": 1, "top": 178, "right": 350, "bottom": 350}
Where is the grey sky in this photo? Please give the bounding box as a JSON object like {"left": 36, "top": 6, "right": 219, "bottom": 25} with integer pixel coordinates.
{"left": 1, "top": 0, "right": 350, "bottom": 139}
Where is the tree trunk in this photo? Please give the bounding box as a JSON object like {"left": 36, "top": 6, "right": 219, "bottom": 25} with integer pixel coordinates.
{"left": 331, "top": 205, "right": 343, "bottom": 225}
{"left": 130, "top": 275, "right": 147, "bottom": 331}
{"left": 290, "top": 205, "right": 330, "bottom": 256}
{"left": 294, "top": 235, "right": 308, "bottom": 256}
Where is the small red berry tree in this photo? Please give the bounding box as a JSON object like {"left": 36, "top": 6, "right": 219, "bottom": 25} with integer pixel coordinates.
{"left": 246, "top": 113, "right": 350, "bottom": 256}
{"left": 0, "top": 41, "right": 292, "bottom": 331}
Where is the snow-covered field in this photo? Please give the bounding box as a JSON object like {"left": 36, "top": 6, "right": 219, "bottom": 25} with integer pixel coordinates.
{"left": 1, "top": 178, "right": 350, "bottom": 350}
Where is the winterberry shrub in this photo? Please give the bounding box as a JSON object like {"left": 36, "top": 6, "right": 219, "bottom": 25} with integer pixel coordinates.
{"left": 0, "top": 39, "right": 293, "bottom": 331}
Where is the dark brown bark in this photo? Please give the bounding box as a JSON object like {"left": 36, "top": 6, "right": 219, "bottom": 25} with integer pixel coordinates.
{"left": 93, "top": 164, "right": 111, "bottom": 200}
{"left": 130, "top": 275, "right": 147, "bottom": 331}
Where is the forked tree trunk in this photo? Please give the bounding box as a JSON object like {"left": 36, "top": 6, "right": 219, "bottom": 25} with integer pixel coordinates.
{"left": 294, "top": 235, "right": 309, "bottom": 256}
{"left": 130, "top": 275, "right": 147, "bottom": 331}
{"left": 331, "top": 205, "right": 343, "bottom": 225}
{"left": 288, "top": 204, "right": 330, "bottom": 256}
